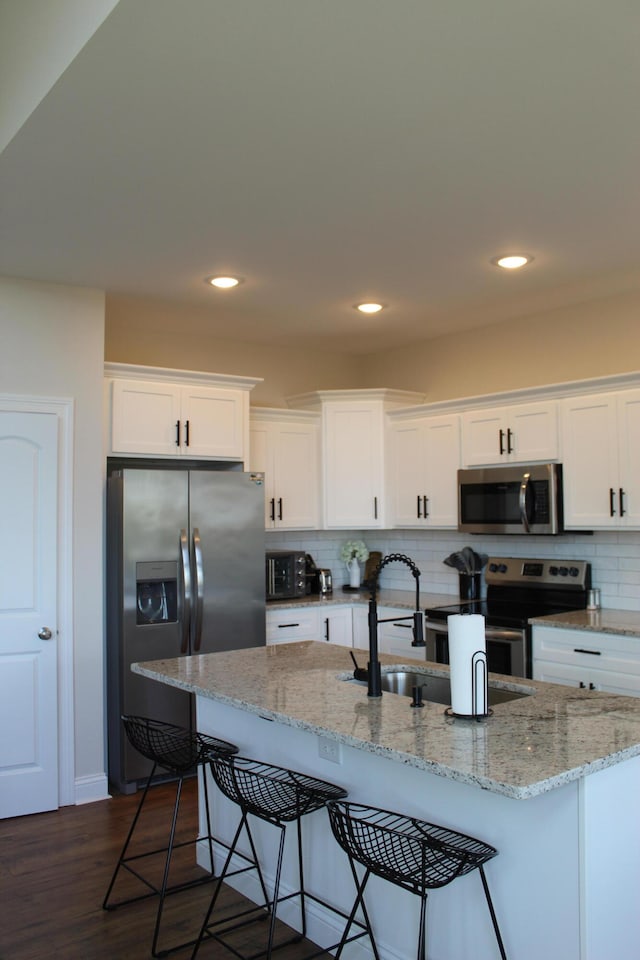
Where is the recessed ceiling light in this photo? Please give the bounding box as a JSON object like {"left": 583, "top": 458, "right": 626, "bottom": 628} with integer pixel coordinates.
{"left": 491, "top": 255, "right": 534, "bottom": 270}
{"left": 205, "top": 275, "right": 243, "bottom": 288}
{"left": 355, "top": 302, "right": 385, "bottom": 314}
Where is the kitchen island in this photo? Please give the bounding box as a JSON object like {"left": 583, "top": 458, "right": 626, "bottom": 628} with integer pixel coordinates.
{"left": 133, "top": 642, "right": 640, "bottom": 960}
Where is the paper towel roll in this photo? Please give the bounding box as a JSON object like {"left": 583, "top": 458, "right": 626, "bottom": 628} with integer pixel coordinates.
{"left": 448, "top": 614, "right": 488, "bottom": 716}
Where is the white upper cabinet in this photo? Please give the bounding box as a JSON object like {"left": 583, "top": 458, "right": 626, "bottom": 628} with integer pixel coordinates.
{"left": 289, "top": 390, "right": 424, "bottom": 529}
{"left": 106, "top": 363, "right": 261, "bottom": 462}
{"left": 461, "top": 401, "right": 558, "bottom": 466}
{"left": 561, "top": 389, "right": 640, "bottom": 528}
{"left": 250, "top": 409, "right": 320, "bottom": 530}
{"left": 388, "top": 413, "right": 460, "bottom": 528}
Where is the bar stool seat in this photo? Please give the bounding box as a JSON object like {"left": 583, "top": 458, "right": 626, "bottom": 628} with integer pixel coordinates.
{"left": 191, "top": 754, "right": 368, "bottom": 960}
{"left": 327, "top": 801, "right": 508, "bottom": 960}
{"left": 103, "top": 715, "right": 238, "bottom": 958}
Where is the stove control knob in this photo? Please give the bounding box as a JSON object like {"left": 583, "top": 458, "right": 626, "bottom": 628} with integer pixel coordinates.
{"left": 489, "top": 563, "right": 498, "bottom": 573}
{"left": 549, "top": 565, "right": 559, "bottom": 576}
{"left": 558, "top": 566, "right": 569, "bottom": 576}
{"left": 569, "top": 566, "right": 580, "bottom": 577}
{"left": 498, "top": 563, "right": 507, "bottom": 574}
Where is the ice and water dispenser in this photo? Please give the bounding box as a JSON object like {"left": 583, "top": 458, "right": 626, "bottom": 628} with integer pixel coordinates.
{"left": 135, "top": 560, "right": 178, "bottom": 625}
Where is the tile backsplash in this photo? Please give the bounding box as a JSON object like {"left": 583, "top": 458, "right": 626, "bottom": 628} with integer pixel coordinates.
{"left": 266, "top": 529, "right": 640, "bottom": 611}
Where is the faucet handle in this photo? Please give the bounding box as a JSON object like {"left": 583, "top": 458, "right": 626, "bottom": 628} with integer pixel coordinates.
{"left": 410, "top": 684, "right": 425, "bottom": 708}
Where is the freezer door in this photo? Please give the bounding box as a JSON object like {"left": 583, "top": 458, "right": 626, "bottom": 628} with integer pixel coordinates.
{"left": 190, "top": 471, "right": 266, "bottom": 653}
{"left": 110, "top": 469, "right": 192, "bottom": 788}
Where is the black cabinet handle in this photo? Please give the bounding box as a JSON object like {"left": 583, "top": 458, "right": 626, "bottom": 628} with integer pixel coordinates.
{"left": 589, "top": 682, "right": 596, "bottom": 690}
{"left": 423, "top": 495, "right": 429, "bottom": 518}
{"left": 278, "top": 498, "right": 283, "bottom": 520}
{"left": 270, "top": 498, "right": 275, "bottom": 521}
{"left": 507, "top": 428, "right": 514, "bottom": 454}
{"left": 620, "top": 488, "right": 626, "bottom": 517}
{"left": 609, "top": 487, "right": 616, "bottom": 517}
{"left": 499, "top": 429, "right": 505, "bottom": 455}
{"left": 176, "top": 420, "right": 181, "bottom": 446}
{"left": 417, "top": 495, "right": 421, "bottom": 519}
{"left": 574, "top": 648, "right": 602, "bottom": 656}
{"left": 374, "top": 496, "right": 378, "bottom": 520}
{"left": 278, "top": 622, "right": 300, "bottom": 629}
{"left": 579, "top": 681, "right": 586, "bottom": 688}
{"left": 324, "top": 617, "right": 330, "bottom": 642}
{"left": 184, "top": 420, "right": 190, "bottom": 447}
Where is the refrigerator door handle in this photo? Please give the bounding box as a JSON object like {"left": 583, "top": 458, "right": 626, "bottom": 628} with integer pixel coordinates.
{"left": 192, "top": 527, "right": 205, "bottom": 651}
{"left": 179, "top": 528, "right": 192, "bottom": 653}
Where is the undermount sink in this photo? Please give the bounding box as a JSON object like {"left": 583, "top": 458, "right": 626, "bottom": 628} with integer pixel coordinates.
{"left": 346, "top": 670, "right": 533, "bottom": 707}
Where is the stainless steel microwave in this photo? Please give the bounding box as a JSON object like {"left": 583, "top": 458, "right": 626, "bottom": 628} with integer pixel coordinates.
{"left": 458, "top": 463, "right": 563, "bottom": 535}
{"left": 266, "top": 550, "right": 307, "bottom": 600}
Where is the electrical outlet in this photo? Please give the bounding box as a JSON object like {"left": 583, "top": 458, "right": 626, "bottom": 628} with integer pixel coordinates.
{"left": 318, "top": 736, "right": 342, "bottom": 764}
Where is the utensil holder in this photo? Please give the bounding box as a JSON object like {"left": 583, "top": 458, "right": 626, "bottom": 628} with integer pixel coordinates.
{"left": 459, "top": 572, "right": 481, "bottom": 601}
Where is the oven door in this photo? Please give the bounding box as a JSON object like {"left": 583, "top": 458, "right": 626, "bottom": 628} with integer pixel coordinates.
{"left": 425, "top": 620, "right": 528, "bottom": 678}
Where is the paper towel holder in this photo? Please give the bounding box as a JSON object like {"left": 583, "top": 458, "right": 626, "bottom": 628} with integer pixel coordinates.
{"left": 445, "top": 651, "right": 492, "bottom": 721}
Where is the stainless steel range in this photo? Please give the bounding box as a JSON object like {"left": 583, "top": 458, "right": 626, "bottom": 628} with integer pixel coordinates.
{"left": 424, "top": 556, "right": 591, "bottom": 678}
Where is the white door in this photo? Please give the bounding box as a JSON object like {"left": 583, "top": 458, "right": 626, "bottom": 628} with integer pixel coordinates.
{"left": 0, "top": 411, "right": 59, "bottom": 817}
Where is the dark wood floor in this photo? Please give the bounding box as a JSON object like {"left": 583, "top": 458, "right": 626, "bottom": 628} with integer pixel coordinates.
{"left": 0, "top": 778, "right": 334, "bottom": 960}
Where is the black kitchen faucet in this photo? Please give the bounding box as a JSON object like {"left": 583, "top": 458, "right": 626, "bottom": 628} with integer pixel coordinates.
{"left": 363, "top": 553, "right": 424, "bottom": 698}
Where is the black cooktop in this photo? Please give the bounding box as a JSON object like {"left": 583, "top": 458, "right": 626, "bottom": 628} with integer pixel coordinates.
{"left": 425, "top": 555, "right": 591, "bottom": 629}
{"left": 423, "top": 597, "right": 585, "bottom": 630}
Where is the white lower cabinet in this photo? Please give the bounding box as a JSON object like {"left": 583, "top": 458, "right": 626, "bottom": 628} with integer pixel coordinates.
{"left": 317, "top": 605, "right": 353, "bottom": 646}
{"left": 532, "top": 625, "right": 640, "bottom": 696}
{"left": 266, "top": 604, "right": 353, "bottom": 646}
{"left": 265, "top": 607, "right": 320, "bottom": 645}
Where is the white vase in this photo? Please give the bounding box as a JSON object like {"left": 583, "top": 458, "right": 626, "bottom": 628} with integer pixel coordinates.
{"left": 347, "top": 558, "right": 361, "bottom": 588}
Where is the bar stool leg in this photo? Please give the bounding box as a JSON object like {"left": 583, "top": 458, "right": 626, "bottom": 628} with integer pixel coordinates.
{"left": 479, "top": 865, "right": 508, "bottom": 960}
{"left": 416, "top": 891, "right": 427, "bottom": 960}
{"left": 151, "top": 774, "right": 185, "bottom": 957}
{"left": 265, "top": 822, "right": 287, "bottom": 960}
{"left": 334, "top": 865, "right": 380, "bottom": 960}
{"left": 102, "top": 762, "right": 159, "bottom": 909}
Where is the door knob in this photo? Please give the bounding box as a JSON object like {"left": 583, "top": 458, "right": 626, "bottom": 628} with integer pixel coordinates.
{"left": 38, "top": 627, "right": 53, "bottom": 640}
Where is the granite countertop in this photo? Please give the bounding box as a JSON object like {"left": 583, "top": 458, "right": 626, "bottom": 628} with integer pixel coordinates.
{"left": 530, "top": 608, "right": 640, "bottom": 637}
{"left": 133, "top": 641, "right": 640, "bottom": 801}
{"left": 267, "top": 588, "right": 456, "bottom": 611}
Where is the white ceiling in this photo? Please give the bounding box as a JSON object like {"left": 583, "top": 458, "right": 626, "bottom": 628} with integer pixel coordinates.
{"left": 1, "top": 0, "right": 640, "bottom": 354}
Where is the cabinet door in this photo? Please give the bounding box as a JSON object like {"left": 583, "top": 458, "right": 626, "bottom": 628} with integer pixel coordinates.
{"left": 561, "top": 394, "right": 619, "bottom": 527}
{"left": 462, "top": 402, "right": 557, "bottom": 466}
{"left": 617, "top": 389, "right": 640, "bottom": 526}
{"left": 318, "top": 607, "right": 353, "bottom": 646}
{"left": 111, "top": 380, "right": 182, "bottom": 455}
{"left": 181, "top": 386, "right": 245, "bottom": 459}
{"left": 388, "top": 420, "right": 427, "bottom": 527}
{"left": 533, "top": 659, "right": 640, "bottom": 697}
{"left": 423, "top": 415, "right": 460, "bottom": 527}
{"left": 461, "top": 408, "right": 506, "bottom": 466}
{"left": 351, "top": 606, "right": 370, "bottom": 651}
{"left": 324, "top": 403, "right": 384, "bottom": 528}
{"left": 249, "top": 421, "right": 274, "bottom": 527}
{"left": 509, "top": 402, "right": 558, "bottom": 462}
{"left": 272, "top": 422, "right": 320, "bottom": 529}
{"left": 250, "top": 419, "right": 320, "bottom": 529}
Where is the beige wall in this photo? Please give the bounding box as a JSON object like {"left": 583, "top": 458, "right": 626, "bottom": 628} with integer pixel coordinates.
{"left": 105, "top": 295, "right": 364, "bottom": 407}
{"left": 106, "top": 287, "right": 640, "bottom": 406}
{"left": 360, "top": 289, "right": 640, "bottom": 401}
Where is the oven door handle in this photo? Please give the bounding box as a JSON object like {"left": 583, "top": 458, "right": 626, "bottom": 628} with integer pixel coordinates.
{"left": 425, "top": 619, "right": 524, "bottom": 643}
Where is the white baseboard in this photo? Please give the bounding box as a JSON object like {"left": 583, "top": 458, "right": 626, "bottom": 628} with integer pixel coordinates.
{"left": 74, "top": 772, "right": 110, "bottom": 805}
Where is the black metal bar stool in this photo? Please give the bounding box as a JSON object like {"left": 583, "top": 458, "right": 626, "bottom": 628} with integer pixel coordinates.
{"left": 327, "top": 801, "right": 508, "bottom": 960}
{"left": 103, "top": 715, "right": 238, "bottom": 958}
{"left": 191, "top": 754, "right": 368, "bottom": 960}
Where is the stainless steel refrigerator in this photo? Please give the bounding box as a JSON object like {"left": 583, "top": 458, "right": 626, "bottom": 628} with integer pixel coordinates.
{"left": 106, "top": 465, "right": 265, "bottom": 793}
